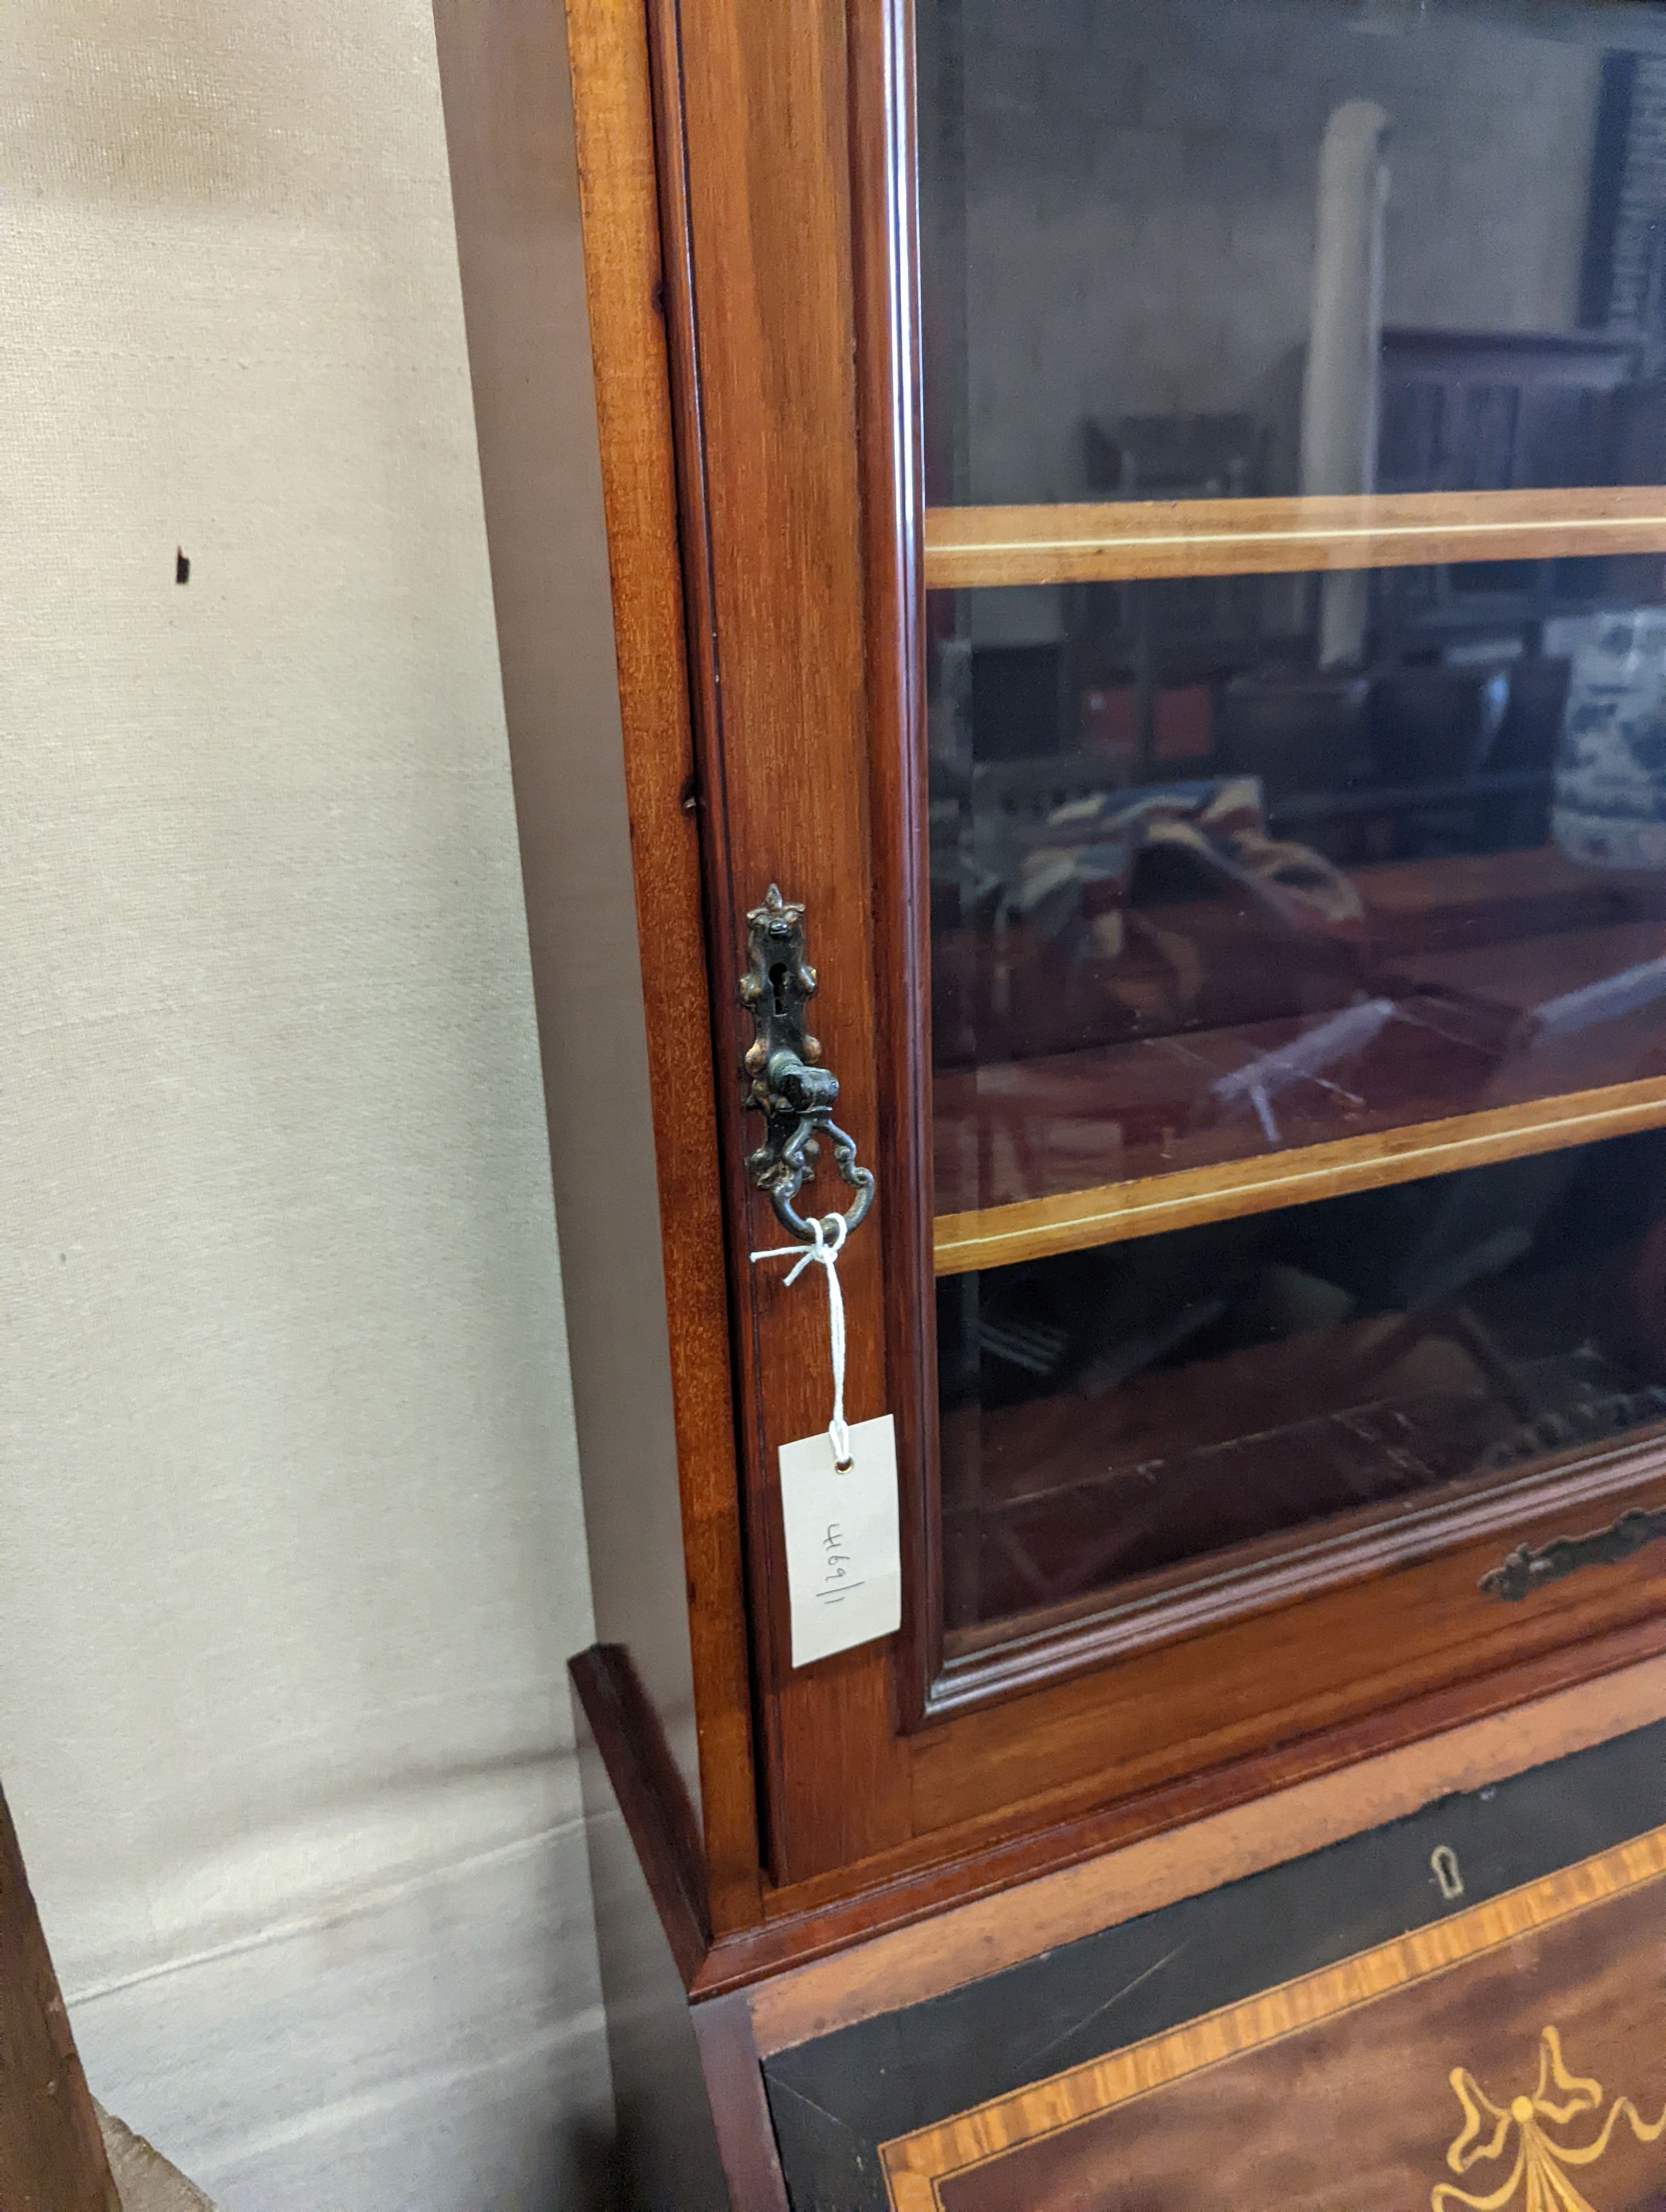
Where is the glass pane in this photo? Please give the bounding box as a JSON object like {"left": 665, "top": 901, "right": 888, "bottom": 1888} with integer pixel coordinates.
{"left": 918, "top": 0, "right": 1666, "bottom": 511}
{"left": 917, "top": 0, "right": 1666, "bottom": 1651}
{"left": 930, "top": 570, "right": 1666, "bottom": 1214}
{"left": 940, "top": 1126, "right": 1666, "bottom": 1636}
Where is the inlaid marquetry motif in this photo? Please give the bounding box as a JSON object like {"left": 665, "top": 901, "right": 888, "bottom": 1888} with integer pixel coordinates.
{"left": 1433, "top": 2027, "right": 1666, "bottom": 2211}
{"left": 878, "top": 1825, "right": 1666, "bottom": 2212}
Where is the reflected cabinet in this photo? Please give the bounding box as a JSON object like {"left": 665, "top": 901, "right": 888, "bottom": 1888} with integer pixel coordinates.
{"left": 557, "top": 0, "right": 1666, "bottom": 2156}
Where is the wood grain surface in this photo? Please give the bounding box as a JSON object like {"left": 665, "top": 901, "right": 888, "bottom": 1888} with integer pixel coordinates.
{"left": 0, "top": 1783, "right": 121, "bottom": 2212}
{"left": 745, "top": 1652, "right": 1666, "bottom": 2053}
{"left": 689, "top": 1994, "right": 793, "bottom": 2212}
{"left": 706, "top": 1611, "right": 1666, "bottom": 1999}
{"left": 563, "top": 0, "right": 1666, "bottom": 1937}
{"left": 912, "top": 1452, "right": 1666, "bottom": 1827}
{"left": 881, "top": 1825, "right": 1666, "bottom": 2210}
{"left": 570, "top": 1645, "right": 710, "bottom": 1985}
{"left": 925, "top": 486, "right": 1666, "bottom": 588}
{"left": 589, "top": 1609, "right": 1666, "bottom": 2002}
{"left": 650, "top": 0, "right": 912, "bottom": 1881}
{"left": 934, "top": 1073, "right": 1666, "bottom": 1273}
{"left": 563, "top": 0, "right": 764, "bottom": 1933}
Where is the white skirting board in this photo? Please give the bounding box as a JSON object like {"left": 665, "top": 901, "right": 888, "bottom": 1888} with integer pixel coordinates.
{"left": 73, "top": 1816, "right": 614, "bottom": 2212}
{"left": 99, "top": 2108, "right": 219, "bottom": 2212}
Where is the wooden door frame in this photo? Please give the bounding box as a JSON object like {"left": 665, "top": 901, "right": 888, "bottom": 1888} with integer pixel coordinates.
{"left": 563, "top": 0, "right": 766, "bottom": 1938}
{"left": 641, "top": 0, "right": 917, "bottom": 1888}
{"left": 566, "top": 0, "right": 1666, "bottom": 1931}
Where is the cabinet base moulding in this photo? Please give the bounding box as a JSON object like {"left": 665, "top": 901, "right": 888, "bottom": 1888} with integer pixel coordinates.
{"left": 570, "top": 1627, "right": 1666, "bottom": 2012}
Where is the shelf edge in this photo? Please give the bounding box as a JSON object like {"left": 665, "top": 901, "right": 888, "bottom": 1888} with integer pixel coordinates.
{"left": 924, "top": 487, "right": 1666, "bottom": 586}
{"left": 934, "top": 1074, "right": 1666, "bottom": 1274}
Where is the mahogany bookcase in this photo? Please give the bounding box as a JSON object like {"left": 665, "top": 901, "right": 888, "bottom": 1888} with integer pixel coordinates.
{"left": 438, "top": 0, "right": 1666, "bottom": 2199}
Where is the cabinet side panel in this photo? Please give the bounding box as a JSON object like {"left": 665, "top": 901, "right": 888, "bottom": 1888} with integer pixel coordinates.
{"left": 431, "top": 0, "right": 766, "bottom": 1931}
{"left": 430, "top": 0, "right": 699, "bottom": 1827}
{"left": 576, "top": 1694, "right": 732, "bottom": 2210}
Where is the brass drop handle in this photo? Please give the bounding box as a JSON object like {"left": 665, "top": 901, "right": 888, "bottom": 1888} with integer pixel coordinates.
{"left": 739, "top": 886, "right": 876, "bottom": 1244}
{"left": 1481, "top": 1505, "right": 1666, "bottom": 1599}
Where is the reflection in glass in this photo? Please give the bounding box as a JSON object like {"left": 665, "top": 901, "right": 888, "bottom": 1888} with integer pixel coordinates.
{"left": 940, "top": 1129, "right": 1666, "bottom": 1635}
{"left": 930, "top": 577, "right": 1666, "bottom": 1214}
{"left": 919, "top": 0, "right": 1666, "bottom": 513}
{"left": 919, "top": 0, "right": 1666, "bottom": 1647}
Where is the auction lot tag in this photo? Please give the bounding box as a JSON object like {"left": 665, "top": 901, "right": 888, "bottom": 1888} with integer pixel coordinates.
{"left": 779, "top": 1414, "right": 901, "bottom": 1667}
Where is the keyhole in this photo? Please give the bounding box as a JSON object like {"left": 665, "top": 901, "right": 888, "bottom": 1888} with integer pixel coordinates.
{"left": 769, "top": 961, "right": 790, "bottom": 1018}
{"left": 1431, "top": 1844, "right": 1464, "bottom": 1901}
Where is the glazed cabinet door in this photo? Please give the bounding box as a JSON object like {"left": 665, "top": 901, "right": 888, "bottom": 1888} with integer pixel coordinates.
{"left": 651, "top": 0, "right": 1666, "bottom": 1903}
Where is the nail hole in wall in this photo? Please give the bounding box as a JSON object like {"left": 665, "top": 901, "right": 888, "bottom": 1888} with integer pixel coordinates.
{"left": 175, "top": 548, "right": 190, "bottom": 584}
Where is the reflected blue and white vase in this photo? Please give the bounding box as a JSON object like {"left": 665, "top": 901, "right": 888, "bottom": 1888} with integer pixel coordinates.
{"left": 1550, "top": 609, "right": 1666, "bottom": 871}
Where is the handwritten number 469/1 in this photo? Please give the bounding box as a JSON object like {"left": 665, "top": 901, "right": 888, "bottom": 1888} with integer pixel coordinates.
{"left": 780, "top": 1415, "right": 899, "bottom": 1666}
{"left": 817, "top": 1523, "right": 865, "bottom": 1607}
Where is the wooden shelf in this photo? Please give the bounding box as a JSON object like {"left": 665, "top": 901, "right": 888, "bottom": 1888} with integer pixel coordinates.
{"left": 934, "top": 1073, "right": 1666, "bottom": 1275}
{"left": 923, "top": 486, "right": 1666, "bottom": 589}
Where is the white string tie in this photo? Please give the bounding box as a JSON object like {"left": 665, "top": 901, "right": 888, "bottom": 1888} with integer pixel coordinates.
{"left": 751, "top": 1212, "right": 851, "bottom": 1469}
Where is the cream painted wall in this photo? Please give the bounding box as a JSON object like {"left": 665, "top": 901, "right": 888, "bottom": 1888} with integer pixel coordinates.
{"left": 0, "top": 2, "right": 611, "bottom": 2205}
